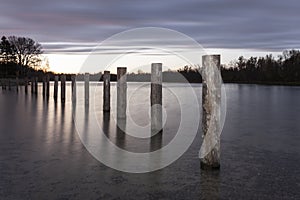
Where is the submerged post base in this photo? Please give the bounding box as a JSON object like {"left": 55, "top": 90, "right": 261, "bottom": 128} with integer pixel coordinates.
{"left": 200, "top": 160, "right": 220, "bottom": 170}
{"left": 200, "top": 148, "right": 220, "bottom": 170}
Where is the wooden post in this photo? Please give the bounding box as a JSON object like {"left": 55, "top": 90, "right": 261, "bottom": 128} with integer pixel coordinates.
{"left": 54, "top": 75, "right": 58, "bottom": 99}
{"left": 71, "top": 75, "right": 76, "bottom": 102}
{"left": 200, "top": 55, "right": 221, "bottom": 170}
{"left": 42, "top": 76, "right": 46, "bottom": 96}
{"left": 34, "top": 77, "right": 38, "bottom": 94}
{"left": 16, "top": 77, "right": 19, "bottom": 92}
{"left": 103, "top": 71, "right": 110, "bottom": 112}
{"left": 61, "top": 75, "right": 66, "bottom": 102}
{"left": 1, "top": 79, "right": 5, "bottom": 90}
{"left": 117, "top": 67, "right": 127, "bottom": 119}
{"left": 151, "top": 63, "right": 163, "bottom": 134}
{"left": 46, "top": 74, "right": 50, "bottom": 97}
{"left": 24, "top": 77, "right": 28, "bottom": 94}
{"left": 4, "top": 79, "right": 6, "bottom": 90}
{"left": 31, "top": 77, "right": 34, "bottom": 93}
{"left": 84, "top": 73, "right": 89, "bottom": 104}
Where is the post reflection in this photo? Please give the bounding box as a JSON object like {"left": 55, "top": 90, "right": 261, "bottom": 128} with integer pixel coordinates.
{"left": 40, "top": 92, "right": 49, "bottom": 142}
{"left": 200, "top": 170, "right": 220, "bottom": 199}
{"left": 82, "top": 102, "right": 89, "bottom": 143}
{"left": 150, "top": 131, "right": 163, "bottom": 152}
{"left": 58, "top": 101, "right": 66, "bottom": 150}
{"left": 102, "top": 112, "right": 110, "bottom": 138}
{"left": 116, "top": 118, "right": 126, "bottom": 150}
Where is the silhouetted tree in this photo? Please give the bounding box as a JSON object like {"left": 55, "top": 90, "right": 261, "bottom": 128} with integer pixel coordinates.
{"left": 0, "top": 35, "right": 44, "bottom": 77}
{"left": 8, "top": 36, "right": 43, "bottom": 70}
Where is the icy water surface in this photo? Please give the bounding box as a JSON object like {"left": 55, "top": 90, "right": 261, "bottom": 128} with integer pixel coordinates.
{"left": 0, "top": 83, "right": 300, "bottom": 199}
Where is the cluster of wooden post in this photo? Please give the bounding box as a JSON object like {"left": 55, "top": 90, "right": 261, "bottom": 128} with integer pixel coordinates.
{"left": 1, "top": 56, "right": 221, "bottom": 170}
{"left": 103, "top": 66, "right": 162, "bottom": 134}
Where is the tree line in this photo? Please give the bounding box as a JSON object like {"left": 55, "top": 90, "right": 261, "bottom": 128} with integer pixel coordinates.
{"left": 221, "top": 50, "right": 300, "bottom": 84}
{"left": 132, "top": 50, "right": 300, "bottom": 84}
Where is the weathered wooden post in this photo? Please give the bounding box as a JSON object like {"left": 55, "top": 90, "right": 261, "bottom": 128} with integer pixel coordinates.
{"left": 46, "top": 74, "right": 50, "bottom": 97}
{"left": 54, "top": 75, "right": 58, "bottom": 100}
{"left": 31, "top": 77, "right": 34, "bottom": 93}
{"left": 3, "top": 79, "right": 7, "bottom": 90}
{"left": 84, "top": 73, "right": 89, "bottom": 104}
{"left": 71, "top": 75, "right": 76, "bottom": 102}
{"left": 61, "top": 75, "right": 66, "bottom": 102}
{"left": 117, "top": 67, "right": 127, "bottom": 119}
{"left": 151, "top": 63, "right": 163, "bottom": 134}
{"left": 103, "top": 71, "right": 110, "bottom": 112}
{"left": 24, "top": 77, "right": 28, "bottom": 94}
{"left": 200, "top": 55, "right": 221, "bottom": 170}
{"left": 16, "top": 77, "right": 19, "bottom": 92}
{"left": 1, "top": 79, "right": 5, "bottom": 90}
{"left": 42, "top": 76, "right": 46, "bottom": 96}
{"left": 34, "top": 77, "right": 38, "bottom": 94}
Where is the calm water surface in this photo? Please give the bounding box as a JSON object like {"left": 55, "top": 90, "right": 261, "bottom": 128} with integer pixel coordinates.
{"left": 0, "top": 83, "right": 300, "bottom": 199}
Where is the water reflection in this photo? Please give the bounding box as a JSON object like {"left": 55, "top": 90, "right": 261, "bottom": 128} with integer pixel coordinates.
{"left": 116, "top": 118, "right": 126, "bottom": 150}
{"left": 150, "top": 131, "right": 162, "bottom": 152}
{"left": 59, "top": 101, "right": 66, "bottom": 145}
{"left": 102, "top": 112, "right": 110, "bottom": 139}
{"left": 200, "top": 170, "right": 220, "bottom": 199}
{"left": 83, "top": 102, "right": 90, "bottom": 144}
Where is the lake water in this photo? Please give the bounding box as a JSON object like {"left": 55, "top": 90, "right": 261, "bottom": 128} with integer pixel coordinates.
{"left": 0, "top": 83, "right": 300, "bottom": 199}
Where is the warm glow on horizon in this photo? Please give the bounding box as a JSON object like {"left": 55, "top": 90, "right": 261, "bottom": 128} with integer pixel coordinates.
{"left": 45, "top": 49, "right": 282, "bottom": 74}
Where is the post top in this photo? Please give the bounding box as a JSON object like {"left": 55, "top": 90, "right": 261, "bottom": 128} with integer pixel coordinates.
{"left": 202, "top": 54, "right": 220, "bottom": 58}
{"left": 151, "top": 63, "right": 162, "bottom": 65}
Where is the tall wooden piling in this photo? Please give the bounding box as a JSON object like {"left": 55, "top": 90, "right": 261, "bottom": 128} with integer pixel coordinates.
{"left": 200, "top": 55, "right": 221, "bottom": 170}
{"left": 42, "top": 76, "right": 46, "bottom": 96}
{"left": 25, "top": 77, "right": 28, "bottom": 94}
{"left": 54, "top": 76, "right": 58, "bottom": 99}
{"left": 84, "top": 73, "right": 89, "bottom": 104}
{"left": 34, "top": 77, "right": 38, "bottom": 94}
{"left": 117, "top": 67, "right": 127, "bottom": 119}
{"left": 151, "top": 63, "right": 163, "bottom": 134}
{"left": 31, "top": 77, "right": 34, "bottom": 93}
{"left": 103, "top": 71, "right": 110, "bottom": 112}
{"left": 71, "top": 75, "right": 76, "bottom": 102}
{"left": 61, "top": 75, "right": 66, "bottom": 102}
{"left": 16, "top": 77, "right": 19, "bottom": 92}
{"left": 46, "top": 74, "right": 50, "bottom": 97}
{"left": 1, "top": 79, "right": 5, "bottom": 90}
{"left": 3, "top": 79, "right": 7, "bottom": 90}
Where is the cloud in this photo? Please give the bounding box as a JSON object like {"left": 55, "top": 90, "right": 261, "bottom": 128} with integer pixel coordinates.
{"left": 0, "top": 0, "right": 299, "bottom": 53}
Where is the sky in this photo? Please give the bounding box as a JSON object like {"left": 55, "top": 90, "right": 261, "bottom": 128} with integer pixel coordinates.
{"left": 1, "top": 0, "right": 299, "bottom": 73}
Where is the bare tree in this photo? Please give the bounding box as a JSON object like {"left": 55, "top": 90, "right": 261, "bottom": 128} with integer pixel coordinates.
{"left": 8, "top": 36, "right": 43, "bottom": 68}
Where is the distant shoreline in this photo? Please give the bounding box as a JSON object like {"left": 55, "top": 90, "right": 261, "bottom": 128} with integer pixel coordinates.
{"left": 1, "top": 78, "right": 300, "bottom": 87}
